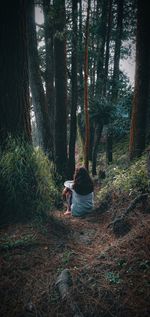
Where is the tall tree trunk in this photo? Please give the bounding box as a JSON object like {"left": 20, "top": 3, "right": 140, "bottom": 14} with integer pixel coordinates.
{"left": 106, "top": 0, "right": 124, "bottom": 164}
{"left": 112, "top": 0, "right": 124, "bottom": 103}
{"left": 89, "top": 0, "right": 96, "bottom": 163}
{"left": 69, "top": 0, "right": 78, "bottom": 178}
{"left": 90, "top": 0, "right": 96, "bottom": 100}
{"left": 0, "top": 0, "right": 31, "bottom": 146}
{"left": 77, "top": 0, "right": 85, "bottom": 148}
{"left": 78, "top": 0, "right": 84, "bottom": 110}
{"left": 84, "top": 0, "right": 91, "bottom": 171}
{"left": 92, "top": 0, "right": 108, "bottom": 175}
{"left": 129, "top": 0, "right": 150, "bottom": 160}
{"left": 27, "top": 0, "right": 53, "bottom": 157}
{"left": 54, "top": 0, "right": 67, "bottom": 176}
{"left": 103, "top": 0, "right": 113, "bottom": 97}
{"left": 96, "top": 0, "right": 108, "bottom": 96}
{"left": 146, "top": 60, "right": 150, "bottom": 144}
{"left": 92, "top": 123, "right": 103, "bottom": 176}
{"left": 43, "top": 0, "right": 55, "bottom": 159}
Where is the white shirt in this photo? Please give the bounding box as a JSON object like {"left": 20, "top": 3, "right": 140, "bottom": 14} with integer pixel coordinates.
{"left": 64, "top": 180, "right": 94, "bottom": 217}
{"left": 71, "top": 190, "right": 94, "bottom": 217}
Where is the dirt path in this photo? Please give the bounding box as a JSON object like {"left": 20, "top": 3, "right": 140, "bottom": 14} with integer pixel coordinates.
{"left": 0, "top": 206, "right": 149, "bottom": 317}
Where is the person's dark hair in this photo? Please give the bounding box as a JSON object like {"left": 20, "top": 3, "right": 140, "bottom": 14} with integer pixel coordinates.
{"left": 72, "top": 166, "right": 94, "bottom": 195}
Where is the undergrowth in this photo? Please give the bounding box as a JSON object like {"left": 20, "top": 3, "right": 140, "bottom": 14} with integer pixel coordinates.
{"left": 97, "top": 138, "right": 149, "bottom": 202}
{"left": 0, "top": 137, "right": 62, "bottom": 224}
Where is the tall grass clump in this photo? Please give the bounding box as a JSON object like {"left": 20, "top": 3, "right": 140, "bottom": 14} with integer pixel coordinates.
{"left": 97, "top": 152, "right": 149, "bottom": 202}
{"left": 0, "top": 138, "right": 61, "bottom": 224}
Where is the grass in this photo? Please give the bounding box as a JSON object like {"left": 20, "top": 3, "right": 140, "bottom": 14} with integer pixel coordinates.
{"left": 96, "top": 138, "right": 149, "bottom": 202}
{"left": 0, "top": 233, "right": 38, "bottom": 251}
{"left": 0, "top": 137, "right": 62, "bottom": 224}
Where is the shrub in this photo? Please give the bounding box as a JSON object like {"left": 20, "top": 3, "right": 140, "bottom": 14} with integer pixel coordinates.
{"left": 97, "top": 153, "right": 148, "bottom": 202}
{"left": 0, "top": 138, "right": 61, "bottom": 224}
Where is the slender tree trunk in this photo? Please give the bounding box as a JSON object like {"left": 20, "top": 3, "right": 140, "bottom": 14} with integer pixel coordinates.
{"left": 90, "top": 0, "right": 96, "bottom": 99}
{"left": 84, "top": 0, "right": 91, "bottom": 171}
{"left": 27, "top": 0, "right": 53, "bottom": 157}
{"left": 0, "top": 0, "right": 31, "bottom": 146}
{"left": 146, "top": 61, "right": 150, "bottom": 144}
{"left": 112, "top": 0, "right": 124, "bottom": 103}
{"left": 54, "top": 0, "right": 67, "bottom": 176}
{"left": 43, "top": 0, "right": 55, "bottom": 159}
{"left": 103, "top": 0, "right": 112, "bottom": 97}
{"left": 27, "top": 1, "right": 44, "bottom": 148}
{"left": 78, "top": 0, "right": 84, "bottom": 110}
{"left": 96, "top": 0, "right": 108, "bottom": 96}
{"left": 69, "top": 0, "right": 78, "bottom": 178}
{"left": 129, "top": 0, "right": 150, "bottom": 159}
{"left": 77, "top": 0, "right": 85, "bottom": 149}
{"left": 92, "top": 123, "right": 103, "bottom": 176}
{"left": 89, "top": 0, "right": 96, "bottom": 164}
{"left": 106, "top": 0, "right": 124, "bottom": 163}
{"left": 89, "top": 1, "right": 96, "bottom": 159}
{"left": 91, "top": 0, "right": 108, "bottom": 175}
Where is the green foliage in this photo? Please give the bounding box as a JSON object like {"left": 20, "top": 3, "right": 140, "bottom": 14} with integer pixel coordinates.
{"left": 89, "top": 97, "right": 112, "bottom": 125}
{"left": 0, "top": 234, "right": 37, "bottom": 251}
{"left": 97, "top": 139, "right": 148, "bottom": 202}
{"left": 62, "top": 250, "right": 74, "bottom": 265}
{"left": 106, "top": 271, "right": 122, "bottom": 284}
{"left": 113, "top": 155, "right": 148, "bottom": 195}
{"left": 0, "top": 138, "right": 61, "bottom": 224}
{"left": 112, "top": 73, "right": 133, "bottom": 138}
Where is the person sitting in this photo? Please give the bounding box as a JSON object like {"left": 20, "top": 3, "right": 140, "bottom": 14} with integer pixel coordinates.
{"left": 62, "top": 166, "right": 94, "bottom": 217}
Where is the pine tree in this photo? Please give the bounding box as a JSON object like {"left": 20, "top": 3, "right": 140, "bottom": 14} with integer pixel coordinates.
{"left": 129, "top": 0, "right": 150, "bottom": 159}
{"left": 0, "top": 0, "right": 31, "bottom": 146}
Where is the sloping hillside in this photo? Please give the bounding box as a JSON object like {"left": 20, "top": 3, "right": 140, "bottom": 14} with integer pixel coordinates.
{"left": 0, "top": 141, "right": 150, "bottom": 317}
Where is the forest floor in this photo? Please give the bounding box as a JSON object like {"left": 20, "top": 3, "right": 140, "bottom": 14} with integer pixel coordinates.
{"left": 0, "top": 187, "right": 150, "bottom": 317}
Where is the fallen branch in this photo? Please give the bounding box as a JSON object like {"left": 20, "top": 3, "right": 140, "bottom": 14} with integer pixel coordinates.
{"left": 56, "top": 269, "right": 84, "bottom": 317}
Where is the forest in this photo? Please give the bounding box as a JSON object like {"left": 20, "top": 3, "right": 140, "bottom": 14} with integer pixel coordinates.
{"left": 0, "top": 0, "right": 150, "bottom": 316}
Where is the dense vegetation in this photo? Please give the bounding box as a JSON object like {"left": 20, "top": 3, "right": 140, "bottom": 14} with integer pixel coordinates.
{"left": 0, "top": 138, "right": 61, "bottom": 224}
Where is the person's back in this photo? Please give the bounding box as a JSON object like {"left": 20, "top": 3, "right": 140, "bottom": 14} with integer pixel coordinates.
{"left": 71, "top": 189, "right": 94, "bottom": 217}
{"left": 63, "top": 166, "right": 94, "bottom": 217}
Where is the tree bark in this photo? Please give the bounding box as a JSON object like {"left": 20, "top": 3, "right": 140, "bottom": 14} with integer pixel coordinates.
{"left": 27, "top": 0, "right": 53, "bottom": 158}
{"left": 91, "top": 0, "right": 108, "bottom": 174}
{"left": 106, "top": 0, "right": 124, "bottom": 163}
{"left": 92, "top": 123, "right": 103, "bottom": 176}
{"left": 112, "top": 0, "right": 124, "bottom": 103}
{"left": 96, "top": 0, "right": 108, "bottom": 97}
{"left": 129, "top": 0, "right": 150, "bottom": 159}
{"left": 103, "top": 0, "right": 113, "bottom": 97}
{"left": 84, "top": 0, "right": 91, "bottom": 171}
{"left": 78, "top": 0, "right": 84, "bottom": 111}
{"left": 43, "top": 0, "right": 55, "bottom": 159}
{"left": 54, "top": 0, "right": 68, "bottom": 176}
{"left": 0, "top": 0, "right": 31, "bottom": 145}
{"left": 69, "top": 0, "right": 78, "bottom": 179}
